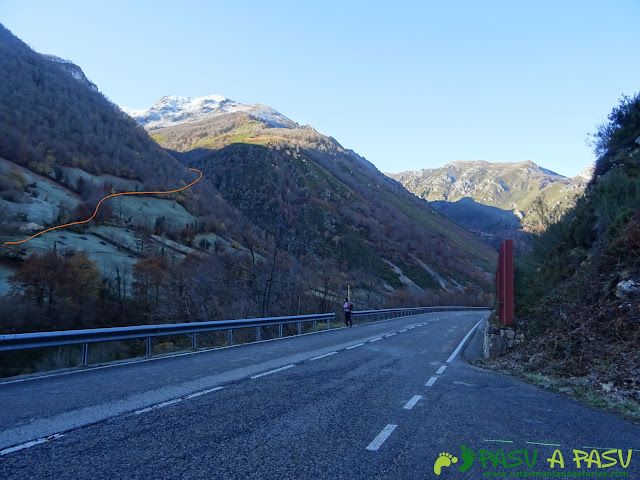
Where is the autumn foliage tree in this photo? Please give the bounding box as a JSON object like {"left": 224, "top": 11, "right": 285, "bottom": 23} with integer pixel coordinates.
{"left": 8, "top": 249, "right": 103, "bottom": 331}
{"left": 132, "top": 256, "right": 169, "bottom": 313}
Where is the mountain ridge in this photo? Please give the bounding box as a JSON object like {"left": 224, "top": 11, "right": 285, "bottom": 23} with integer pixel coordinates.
{"left": 121, "top": 95, "right": 298, "bottom": 130}
{"left": 387, "top": 160, "right": 590, "bottom": 250}
{"left": 388, "top": 160, "right": 589, "bottom": 225}
{"left": 42, "top": 54, "right": 98, "bottom": 92}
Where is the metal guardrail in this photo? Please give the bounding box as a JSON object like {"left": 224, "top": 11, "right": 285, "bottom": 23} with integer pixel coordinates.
{"left": 0, "top": 306, "right": 490, "bottom": 368}
{"left": 0, "top": 313, "right": 335, "bottom": 367}
{"left": 351, "top": 306, "right": 489, "bottom": 324}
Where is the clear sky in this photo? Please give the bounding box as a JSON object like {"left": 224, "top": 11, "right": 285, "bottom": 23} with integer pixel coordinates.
{"left": 1, "top": 1, "right": 639, "bottom": 177}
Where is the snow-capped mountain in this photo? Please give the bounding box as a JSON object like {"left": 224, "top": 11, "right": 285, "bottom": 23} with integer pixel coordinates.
{"left": 121, "top": 95, "right": 298, "bottom": 130}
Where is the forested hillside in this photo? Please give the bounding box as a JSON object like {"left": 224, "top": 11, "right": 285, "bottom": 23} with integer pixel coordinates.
{"left": 494, "top": 93, "right": 640, "bottom": 418}
{"left": 150, "top": 112, "right": 497, "bottom": 297}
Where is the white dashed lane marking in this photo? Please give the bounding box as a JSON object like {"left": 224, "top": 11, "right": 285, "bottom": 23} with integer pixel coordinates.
{"left": 310, "top": 351, "right": 337, "bottom": 361}
{"left": 135, "top": 386, "right": 225, "bottom": 414}
{"left": 366, "top": 424, "right": 397, "bottom": 451}
{"left": 251, "top": 364, "right": 295, "bottom": 379}
{"left": 436, "top": 365, "right": 447, "bottom": 374}
{"left": 134, "top": 398, "right": 182, "bottom": 415}
{"left": 403, "top": 395, "right": 422, "bottom": 410}
{"left": 346, "top": 343, "right": 365, "bottom": 350}
{"left": 184, "top": 386, "right": 224, "bottom": 399}
{"left": 425, "top": 377, "right": 438, "bottom": 387}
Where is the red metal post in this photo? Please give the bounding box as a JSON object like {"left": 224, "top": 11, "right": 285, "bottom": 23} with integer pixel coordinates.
{"left": 497, "top": 242, "right": 504, "bottom": 324}
{"left": 496, "top": 239, "right": 514, "bottom": 326}
{"left": 503, "top": 239, "right": 514, "bottom": 326}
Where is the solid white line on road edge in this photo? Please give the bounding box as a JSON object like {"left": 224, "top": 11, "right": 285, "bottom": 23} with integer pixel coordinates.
{"left": 366, "top": 424, "right": 398, "bottom": 451}
{"left": 446, "top": 316, "right": 487, "bottom": 364}
{"left": 384, "top": 333, "right": 396, "bottom": 337}
{"left": 251, "top": 364, "right": 295, "bottom": 379}
{"left": 436, "top": 365, "right": 447, "bottom": 375}
{"left": 370, "top": 337, "right": 383, "bottom": 343}
{"left": 184, "top": 386, "right": 224, "bottom": 400}
{"left": 310, "top": 351, "right": 338, "bottom": 361}
{"left": 134, "top": 398, "right": 183, "bottom": 415}
{"left": 403, "top": 395, "right": 422, "bottom": 410}
{"left": 346, "top": 343, "right": 365, "bottom": 350}
{"left": 0, "top": 433, "right": 64, "bottom": 456}
{"left": 425, "top": 377, "right": 438, "bottom": 387}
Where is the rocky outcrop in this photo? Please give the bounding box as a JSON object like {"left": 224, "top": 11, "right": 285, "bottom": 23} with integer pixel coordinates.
{"left": 616, "top": 279, "right": 640, "bottom": 300}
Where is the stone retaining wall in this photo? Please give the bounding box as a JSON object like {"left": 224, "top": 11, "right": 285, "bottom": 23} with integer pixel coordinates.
{"left": 483, "top": 323, "right": 524, "bottom": 358}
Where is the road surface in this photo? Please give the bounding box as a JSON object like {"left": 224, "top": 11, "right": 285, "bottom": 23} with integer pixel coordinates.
{"left": 1, "top": 311, "right": 638, "bottom": 479}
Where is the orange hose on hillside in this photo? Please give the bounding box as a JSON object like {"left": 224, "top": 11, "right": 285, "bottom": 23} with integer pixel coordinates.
{"left": 4, "top": 168, "right": 203, "bottom": 245}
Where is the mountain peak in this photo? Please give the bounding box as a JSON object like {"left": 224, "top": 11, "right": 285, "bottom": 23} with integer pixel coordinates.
{"left": 121, "top": 95, "right": 297, "bottom": 130}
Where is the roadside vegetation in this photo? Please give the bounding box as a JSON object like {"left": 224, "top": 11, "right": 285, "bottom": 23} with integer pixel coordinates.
{"left": 485, "top": 92, "right": 640, "bottom": 421}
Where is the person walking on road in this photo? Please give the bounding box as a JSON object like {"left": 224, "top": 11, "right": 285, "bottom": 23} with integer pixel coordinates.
{"left": 343, "top": 297, "right": 353, "bottom": 327}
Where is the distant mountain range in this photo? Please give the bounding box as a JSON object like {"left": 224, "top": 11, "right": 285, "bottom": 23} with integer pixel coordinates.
{"left": 388, "top": 161, "right": 592, "bottom": 249}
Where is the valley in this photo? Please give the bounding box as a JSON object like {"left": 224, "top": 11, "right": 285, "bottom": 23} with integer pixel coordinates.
{"left": 0, "top": 23, "right": 495, "bottom": 365}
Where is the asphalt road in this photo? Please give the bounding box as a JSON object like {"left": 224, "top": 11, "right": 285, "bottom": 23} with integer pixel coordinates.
{"left": 1, "top": 311, "right": 639, "bottom": 479}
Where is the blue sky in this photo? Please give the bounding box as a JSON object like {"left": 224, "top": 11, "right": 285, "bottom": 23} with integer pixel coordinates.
{"left": 1, "top": 0, "right": 639, "bottom": 177}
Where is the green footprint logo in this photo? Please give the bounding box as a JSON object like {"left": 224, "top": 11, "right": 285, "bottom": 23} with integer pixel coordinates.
{"left": 458, "top": 445, "right": 476, "bottom": 472}
{"left": 433, "top": 452, "right": 458, "bottom": 475}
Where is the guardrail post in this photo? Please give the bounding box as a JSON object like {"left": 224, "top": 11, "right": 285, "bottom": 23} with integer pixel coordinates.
{"left": 228, "top": 329, "right": 233, "bottom": 346}
{"left": 146, "top": 337, "right": 152, "bottom": 357}
{"left": 327, "top": 317, "right": 331, "bottom": 331}
{"left": 313, "top": 320, "right": 317, "bottom": 332}
{"left": 192, "top": 333, "right": 197, "bottom": 350}
{"left": 82, "top": 343, "right": 89, "bottom": 367}
{"left": 279, "top": 324, "right": 283, "bottom": 338}
{"left": 297, "top": 322, "right": 302, "bottom": 335}
{"left": 256, "top": 327, "right": 261, "bottom": 342}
